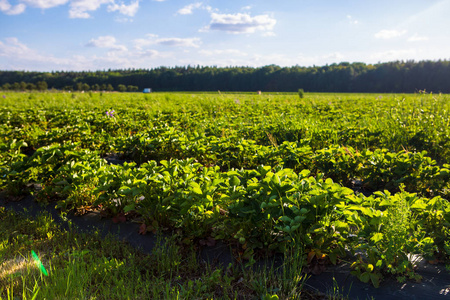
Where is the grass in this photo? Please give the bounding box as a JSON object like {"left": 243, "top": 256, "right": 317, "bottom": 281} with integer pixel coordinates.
{"left": 0, "top": 206, "right": 340, "bottom": 300}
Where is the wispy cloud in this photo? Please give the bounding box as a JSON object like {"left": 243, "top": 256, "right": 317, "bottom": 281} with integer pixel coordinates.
{"left": 86, "top": 35, "right": 128, "bottom": 51}
{"left": 407, "top": 34, "right": 428, "bottom": 42}
{"left": 374, "top": 29, "right": 407, "bottom": 39}
{"left": 369, "top": 49, "right": 418, "bottom": 61}
{"left": 0, "top": 37, "right": 31, "bottom": 56}
{"left": 346, "top": 15, "right": 358, "bottom": 25}
{"left": 69, "top": 0, "right": 111, "bottom": 19}
{"left": 0, "top": 37, "right": 77, "bottom": 69}
{"left": 156, "top": 37, "right": 201, "bottom": 48}
{"left": 133, "top": 34, "right": 157, "bottom": 50}
{"left": 0, "top": 0, "right": 142, "bottom": 19}
{"left": 0, "top": 37, "right": 294, "bottom": 70}
{"left": 176, "top": 2, "right": 202, "bottom": 15}
{"left": 20, "top": 0, "right": 69, "bottom": 9}
{"left": 202, "top": 12, "right": 276, "bottom": 35}
{"left": 134, "top": 35, "right": 201, "bottom": 48}
{"left": 137, "top": 49, "right": 159, "bottom": 58}
{"left": 198, "top": 49, "right": 248, "bottom": 56}
{"left": 0, "top": 37, "right": 168, "bottom": 71}
{"left": 0, "top": 0, "right": 26, "bottom": 15}
{"left": 107, "top": 0, "right": 139, "bottom": 17}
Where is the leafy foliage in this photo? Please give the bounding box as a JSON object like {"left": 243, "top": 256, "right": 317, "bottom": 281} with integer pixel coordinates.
{"left": 1, "top": 91, "right": 450, "bottom": 288}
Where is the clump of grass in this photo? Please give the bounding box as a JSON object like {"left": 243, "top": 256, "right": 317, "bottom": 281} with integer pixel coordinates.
{"left": 0, "top": 207, "right": 351, "bottom": 299}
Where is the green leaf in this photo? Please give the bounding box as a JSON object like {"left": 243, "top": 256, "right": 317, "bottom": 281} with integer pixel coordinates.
{"left": 329, "top": 252, "right": 337, "bottom": 265}
{"left": 294, "top": 215, "right": 306, "bottom": 223}
{"left": 438, "top": 169, "right": 449, "bottom": 176}
{"left": 279, "top": 216, "right": 291, "bottom": 223}
{"left": 299, "top": 169, "right": 311, "bottom": 177}
{"left": 360, "top": 207, "right": 374, "bottom": 217}
{"left": 54, "top": 180, "right": 69, "bottom": 185}
{"left": 271, "top": 174, "right": 280, "bottom": 185}
{"left": 371, "top": 232, "right": 383, "bottom": 243}
{"left": 410, "top": 200, "right": 427, "bottom": 210}
{"left": 376, "top": 260, "right": 383, "bottom": 268}
{"left": 124, "top": 204, "right": 136, "bottom": 213}
{"left": 229, "top": 176, "right": 241, "bottom": 186}
{"left": 189, "top": 182, "right": 203, "bottom": 195}
{"left": 291, "top": 224, "right": 300, "bottom": 231}
{"left": 334, "top": 220, "right": 348, "bottom": 230}
{"left": 299, "top": 208, "right": 309, "bottom": 214}
{"left": 360, "top": 272, "right": 370, "bottom": 283}
{"left": 379, "top": 199, "right": 391, "bottom": 206}
{"left": 370, "top": 273, "right": 380, "bottom": 288}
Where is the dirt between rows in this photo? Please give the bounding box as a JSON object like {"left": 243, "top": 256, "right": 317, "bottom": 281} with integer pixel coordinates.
{"left": 1, "top": 193, "right": 450, "bottom": 300}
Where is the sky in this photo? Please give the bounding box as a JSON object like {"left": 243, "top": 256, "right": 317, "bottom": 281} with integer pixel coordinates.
{"left": 1, "top": 0, "right": 449, "bottom": 71}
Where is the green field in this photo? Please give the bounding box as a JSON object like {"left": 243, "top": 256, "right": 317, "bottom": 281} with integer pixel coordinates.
{"left": 1, "top": 91, "right": 450, "bottom": 296}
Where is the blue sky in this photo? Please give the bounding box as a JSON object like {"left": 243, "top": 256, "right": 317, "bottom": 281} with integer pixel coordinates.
{"left": 1, "top": 0, "right": 449, "bottom": 71}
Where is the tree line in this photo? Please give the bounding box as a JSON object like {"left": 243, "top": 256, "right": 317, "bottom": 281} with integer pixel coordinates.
{"left": 1, "top": 60, "right": 449, "bottom": 93}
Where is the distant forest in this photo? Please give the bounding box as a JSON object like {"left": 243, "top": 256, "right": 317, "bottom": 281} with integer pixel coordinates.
{"left": 1, "top": 60, "right": 449, "bottom": 93}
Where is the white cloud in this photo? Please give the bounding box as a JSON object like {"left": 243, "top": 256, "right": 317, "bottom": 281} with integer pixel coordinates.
{"left": 0, "top": 0, "right": 10, "bottom": 10}
{"left": 176, "top": 2, "right": 202, "bottom": 15}
{"left": 203, "top": 12, "right": 276, "bottom": 34}
{"left": 86, "top": 46, "right": 169, "bottom": 70}
{"left": 107, "top": 0, "right": 139, "bottom": 17}
{"left": 241, "top": 5, "right": 251, "bottom": 10}
{"left": 2, "top": 0, "right": 142, "bottom": 18}
{"left": 0, "top": 0, "right": 26, "bottom": 15}
{"left": 20, "top": 0, "right": 68, "bottom": 9}
{"left": 0, "top": 37, "right": 30, "bottom": 56}
{"left": 369, "top": 49, "right": 418, "bottom": 61}
{"left": 156, "top": 37, "right": 201, "bottom": 48}
{"left": 407, "top": 34, "right": 429, "bottom": 42}
{"left": 346, "top": 15, "right": 358, "bottom": 25}
{"left": 114, "top": 16, "right": 133, "bottom": 23}
{"left": 69, "top": 0, "right": 112, "bottom": 18}
{"left": 0, "top": 37, "right": 76, "bottom": 69}
{"left": 137, "top": 49, "right": 159, "bottom": 57}
{"left": 134, "top": 35, "right": 201, "bottom": 48}
{"left": 198, "top": 49, "right": 248, "bottom": 56}
{"left": 262, "top": 31, "right": 276, "bottom": 37}
{"left": 86, "top": 35, "right": 127, "bottom": 51}
{"left": 374, "top": 29, "right": 407, "bottom": 39}
{"left": 323, "top": 52, "right": 344, "bottom": 62}
{"left": 133, "top": 34, "right": 158, "bottom": 49}
{"left": 0, "top": 37, "right": 311, "bottom": 70}
{"left": 0, "top": 37, "right": 166, "bottom": 71}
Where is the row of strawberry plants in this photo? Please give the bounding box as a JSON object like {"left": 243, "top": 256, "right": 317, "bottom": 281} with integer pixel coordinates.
{"left": 2, "top": 144, "right": 449, "bottom": 286}
{"left": 1, "top": 92, "right": 450, "bottom": 164}
{"left": 114, "top": 131, "right": 450, "bottom": 199}
{"left": 2, "top": 137, "right": 449, "bottom": 202}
